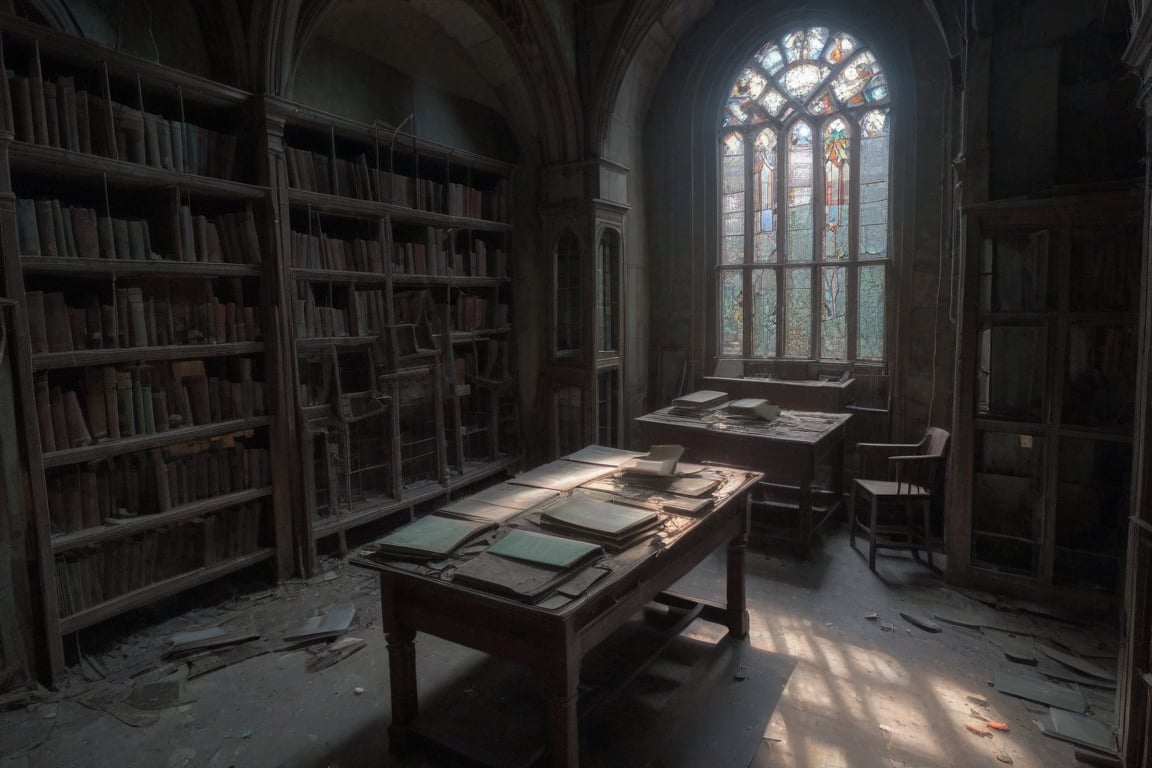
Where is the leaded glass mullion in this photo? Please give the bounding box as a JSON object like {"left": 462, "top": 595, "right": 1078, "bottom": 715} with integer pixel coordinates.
{"left": 811, "top": 119, "right": 826, "bottom": 359}
{"left": 847, "top": 122, "right": 862, "bottom": 360}
{"left": 743, "top": 127, "right": 755, "bottom": 355}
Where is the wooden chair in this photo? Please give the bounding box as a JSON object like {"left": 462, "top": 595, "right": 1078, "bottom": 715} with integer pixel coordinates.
{"left": 849, "top": 427, "right": 950, "bottom": 572}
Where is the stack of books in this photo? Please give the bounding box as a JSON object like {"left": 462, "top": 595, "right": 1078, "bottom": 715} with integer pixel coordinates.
{"left": 668, "top": 389, "right": 728, "bottom": 417}
{"left": 451, "top": 529, "right": 604, "bottom": 603}
{"left": 539, "top": 495, "right": 662, "bottom": 550}
{"left": 723, "top": 398, "right": 781, "bottom": 422}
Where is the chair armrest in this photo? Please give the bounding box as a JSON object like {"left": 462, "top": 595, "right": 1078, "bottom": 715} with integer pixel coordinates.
{"left": 856, "top": 442, "right": 920, "bottom": 461}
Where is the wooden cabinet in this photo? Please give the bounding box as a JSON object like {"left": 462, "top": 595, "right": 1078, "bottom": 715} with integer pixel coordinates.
{"left": 949, "top": 190, "right": 1141, "bottom": 604}
{"left": 262, "top": 97, "right": 520, "bottom": 571}
{"left": 542, "top": 200, "right": 628, "bottom": 457}
{"left": 0, "top": 16, "right": 292, "bottom": 677}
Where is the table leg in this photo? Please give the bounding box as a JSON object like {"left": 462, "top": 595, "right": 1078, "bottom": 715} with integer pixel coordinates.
{"left": 724, "top": 494, "right": 751, "bottom": 638}
{"left": 385, "top": 628, "right": 418, "bottom": 754}
{"left": 546, "top": 651, "right": 580, "bottom": 768}
{"left": 798, "top": 473, "right": 813, "bottom": 558}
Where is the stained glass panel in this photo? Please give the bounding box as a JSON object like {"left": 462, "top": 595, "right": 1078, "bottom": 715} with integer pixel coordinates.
{"left": 821, "top": 265, "right": 847, "bottom": 359}
{"left": 787, "top": 123, "right": 812, "bottom": 262}
{"left": 859, "top": 110, "right": 889, "bottom": 260}
{"left": 823, "top": 119, "right": 850, "bottom": 261}
{"left": 784, "top": 268, "right": 812, "bottom": 357}
{"left": 755, "top": 43, "right": 786, "bottom": 74}
{"left": 824, "top": 33, "right": 856, "bottom": 64}
{"left": 752, "top": 268, "right": 777, "bottom": 356}
{"left": 724, "top": 96, "right": 752, "bottom": 125}
{"left": 781, "top": 63, "right": 829, "bottom": 101}
{"left": 733, "top": 68, "right": 768, "bottom": 101}
{"left": 753, "top": 128, "right": 777, "bottom": 263}
{"left": 830, "top": 51, "right": 887, "bottom": 106}
{"left": 721, "top": 270, "right": 744, "bottom": 355}
{"left": 759, "top": 88, "right": 788, "bottom": 116}
{"left": 722, "top": 133, "right": 745, "bottom": 264}
{"left": 807, "top": 88, "right": 834, "bottom": 115}
{"left": 782, "top": 27, "right": 829, "bottom": 62}
{"left": 858, "top": 263, "right": 885, "bottom": 359}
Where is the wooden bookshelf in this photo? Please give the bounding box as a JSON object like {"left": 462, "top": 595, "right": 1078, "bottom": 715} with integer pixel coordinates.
{"left": 949, "top": 190, "right": 1142, "bottom": 606}
{"left": 262, "top": 97, "right": 521, "bottom": 572}
{"left": 0, "top": 18, "right": 524, "bottom": 680}
{"left": 0, "top": 16, "right": 292, "bottom": 678}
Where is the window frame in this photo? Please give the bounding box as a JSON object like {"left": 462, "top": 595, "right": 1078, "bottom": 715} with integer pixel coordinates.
{"left": 715, "top": 27, "right": 892, "bottom": 368}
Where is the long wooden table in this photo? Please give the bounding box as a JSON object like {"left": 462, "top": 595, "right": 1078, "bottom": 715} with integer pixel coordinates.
{"left": 351, "top": 456, "right": 761, "bottom": 768}
{"left": 637, "top": 406, "right": 851, "bottom": 557}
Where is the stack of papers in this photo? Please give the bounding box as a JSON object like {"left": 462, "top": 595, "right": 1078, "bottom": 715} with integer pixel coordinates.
{"left": 436, "top": 497, "right": 525, "bottom": 524}
{"left": 564, "top": 445, "right": 646, "bottom": 467}
{"left": 367, "top": 514, "right": 496, "bottom": 561}
{"left": 539, "top": 495, "right": 662, "bottom": 550}
{"left": 452, "top": 529, "right": 604, "bottom": 603}
{"left": 621, "top": 445, "right": 684, "bottom": 477}
{"left": 509, "top": 460, "right": 618, "bottom": 491}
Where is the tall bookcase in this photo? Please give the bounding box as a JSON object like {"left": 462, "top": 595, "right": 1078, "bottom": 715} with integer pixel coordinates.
{"left": 262, "top": 98, "right": 520, "bottom": 572}
{"left": 0, "top": 16, "right": 524, "bottom": 679}
{"left": 0, "top": 16, "right": 294, "bottom": 677}
{"left": 949, "top": 190, "right": 1141, "bottom": 606}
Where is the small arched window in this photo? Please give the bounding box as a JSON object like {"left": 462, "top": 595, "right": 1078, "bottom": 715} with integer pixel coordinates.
{"left": 718, "top": 27, "right": 890, "bottom": 363}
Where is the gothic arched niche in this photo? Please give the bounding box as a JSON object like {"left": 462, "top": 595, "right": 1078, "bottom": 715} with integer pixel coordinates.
{"left": 17, "top": 0, "right": 212, "bottom": 79}
{"left": 290, "top": 0, "right": 531, "bottom": 163}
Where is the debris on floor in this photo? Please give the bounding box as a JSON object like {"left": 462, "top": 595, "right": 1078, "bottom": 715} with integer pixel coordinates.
{"left": 305, "top": 636, "right": 367, "bottom": 672}
{"left": 282, "top": 602, "right": 356, "bottom": 644}
{"left": 164, "top": 613, "right": 260, "bottom": 659}
{"left": 994, "top": 669, "right": 1087, "bottom": 712}
{"left": 1035, "top": 708, "right": 1116, "bottom": 752}
{"left": 899, "top": 610, "right": 942, "bottom": 633}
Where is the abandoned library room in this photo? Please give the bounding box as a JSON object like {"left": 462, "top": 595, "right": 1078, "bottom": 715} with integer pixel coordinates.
{"left": 2, "top": 0, "right": 1152, "bottom": 766}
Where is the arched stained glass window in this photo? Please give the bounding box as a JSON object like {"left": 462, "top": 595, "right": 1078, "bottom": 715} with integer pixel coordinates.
{"left": 719, "top": 27, "right": 890, "bottom": 363}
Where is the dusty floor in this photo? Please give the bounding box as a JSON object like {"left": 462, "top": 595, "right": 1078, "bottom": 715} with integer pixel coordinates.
{"left": 0, "top": 524, "right": 1121, "bottom": 768}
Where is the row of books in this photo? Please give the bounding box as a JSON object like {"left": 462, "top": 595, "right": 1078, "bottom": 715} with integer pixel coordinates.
{"left": 35, "top": 360, "right": 265, "bottom": 451}
{"left": 446, "top": 180, "right": 509, "bottom": 222}
{"left": 14, "top": 198, "right": 261, "bottom": 264}
{"left": 8, "top": 71, "right": 238, "bottom": 178}
{"left": 454, "top": 339, "right": 512, "bottom": 385}
{"left": 284, "top": 145, "right": 509, "bottom": 222}
{"left": 26, "top": 287, "right": 260, "bottom": 354}
{"left": 392, "top": 236, "right": 508, "bottom": 278}
{"left": 289, "top": 229, "right": 383, "bottom": 272}
{"left": 45, "top": 442, "right": 271, "bottom": 534}
{"left": 451, "top": 293, "right": 508, "bottom": 333}
{"left": 291, "top": 286, "right": 389, "bottom": 340}
{"left": 176, "top": 205, "right": 262, "bottom": 264}
{"left": 53, "top": 503, "right": 263, "bottom": 617}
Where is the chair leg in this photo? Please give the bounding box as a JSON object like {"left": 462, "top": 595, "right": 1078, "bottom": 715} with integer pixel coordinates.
{"left": 922, "top": 499, "right": 934, "bottom": 572}
{"left": 909, "top": 502, "right": 921, "bottom": 562}
{"left": 867, "top": 497, "right": 878, "bottom": 572}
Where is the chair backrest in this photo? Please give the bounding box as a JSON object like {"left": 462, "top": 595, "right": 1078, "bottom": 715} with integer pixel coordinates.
{"left": 898, "top": 427, "right": 950, "bottom": 494}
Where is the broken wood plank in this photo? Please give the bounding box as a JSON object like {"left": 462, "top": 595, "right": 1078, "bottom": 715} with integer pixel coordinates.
{"left": 305, "top": 637, "right": 366, "bottom": 673}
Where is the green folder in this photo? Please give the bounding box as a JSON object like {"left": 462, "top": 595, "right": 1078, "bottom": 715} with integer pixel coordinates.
{"left": 373, "top": 514, "right": 495, "bottom": 559}
{"left": 487, "top": 529, "right": 603, "bottom": 569}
